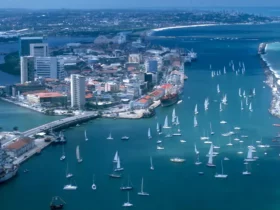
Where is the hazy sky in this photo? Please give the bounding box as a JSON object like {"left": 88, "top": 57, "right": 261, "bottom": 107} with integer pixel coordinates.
{"left": 1, "top": 0, "right": 280, "bottom": 9}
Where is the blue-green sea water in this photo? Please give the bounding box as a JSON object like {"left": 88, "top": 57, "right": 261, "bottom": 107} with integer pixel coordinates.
{"left": 2, "top": 25, "right": 280, "bottom": 210}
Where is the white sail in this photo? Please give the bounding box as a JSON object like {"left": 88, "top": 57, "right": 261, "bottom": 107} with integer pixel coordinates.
{"left": 217, "top": 84, "right": 220, "bottom": 94}
{"left": 222, "top": 94, "right": 227, "bottom": 105}
{"left": 113, "top": 151, "right": 118, "bottom": 162}
{"left": 247, "top": 148, "right": 253, "bottom": 159}
{"left": 117, "top": 157, "right": 121, "bottom": 169}
{"left": 194, "top": 116, "right": 198, "bottom": 127}
{"left": 219, "top": 103, "right": 223, "bottom": 112}
{"left": 76, "top": 145, "right": 82, "bottom": 162}
{"left": 172, "top": 108, "right": 176, "bottom": 124}
{"left": 194, "top": 104, "right": 198, "bottom": 115}
{"left": 241, "top": 100, "right": 244, "bottom": 110}
{"left": 150, "top": 156, "right": 154, "bottom": 170}
{"left": 148, "top": 128, "right": 152, "bottom": 139}
{"left": 85, "top": 130, "right": 88, "bottom": 141}
{"left": 246, "top": 97, "right": 248, "bottom": 106}
{"left": 156, "top": 123, "right": 159, "bottom": 132}
{"left": 210, "top": 123, "right": 214, "bottom": 135}
{"left": 208, "top": 154, "right": 213, "bottom": 165}
{"left": 239, "top": 88, "right": 241, "bottom": 97}
{"left": 208, "top": 144, "right": 214, "bottom": 156}
{"left": 253, "top": 88, "right": 256, "bottom": 96}
{"left": 194, "top": 144, "right": 199, "bottom": 154}
{"left": 163, "top": 116, "right": 170, "bottom": 128}
{"left": 249, "top": 103, "right": 253, "bottom": 112}
{"left": 175, "top": 116, "right": 180, "bottom": 125}
{"left": 243, "top": 90, "right": 246, "bottom": 98}
{"left": 211, "top": 71, "right": 214, "bottom": 78}
{"left": 224, "top": 66, "right": 226, "bottom": 74}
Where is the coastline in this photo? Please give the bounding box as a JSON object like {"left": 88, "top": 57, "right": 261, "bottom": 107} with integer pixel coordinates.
{"left": 259, "top": 42, "right": 280, "bottom": 118}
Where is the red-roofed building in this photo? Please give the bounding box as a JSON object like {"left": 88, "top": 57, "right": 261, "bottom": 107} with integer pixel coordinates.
{"left": 26, "top": 91, "right": 67, "bottom": 106}
{"left": 149, "top": 88, "right": 165, "bottom": 101}
{"left": 5, "top": 137, "right": 35, "bottom": 157}
{"left": 132, "top": 96, "right": 153, "bottom": 109}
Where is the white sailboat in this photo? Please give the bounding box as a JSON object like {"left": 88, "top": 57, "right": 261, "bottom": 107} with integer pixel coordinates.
{"left": 92, "top": 174, "right": 97, "bottom": 190}
{"left": 137, "top": 177, "right": 149, "bottom": 196}
{"left": 217, "top": 84, "right": 220, "bottom": 94}
{"left": 148, "top": 128, "right": 152, "bottom": 139}
{"left": 84, "top": 130, "right": 88, "bottom": 141}
{"left": 194, "top": 144, "right": 199, "bottom": 154}
{"left": 172, "top": 108, "right": 176, "bottom": 124}
{"left": 206, "top": 154, "right": 216, "bottom": 167}
{"left": 241, "top": 100, "right": 244, "bottom": 110}
{"left": 123, "top": 192, "right": 133, "bottom": 207}
{"left": 63, "top": 180, "right": 78, "bottom": 190}
{"left": 224, "top": 66, "right": 226, "bottom": 74}
{"left": 66, "top": 163, "right": 73, "bottom": 178}
{"left": 204, "top": 98, "right": 209, "bottom": 111}
{"left": 242, "top": 164, "right": 251, "bottom": 175}
{"left": 206, "top": 143, "right": 215, "bottom": 157}
{"left": 219, "top": 102, "right": 223, "bottom": 112}
{"left": 246, "top": 97, "right": 248, "bottom": 106}
{"left": 113, "top": 151, "right": 118, "bottom": 163}
{"left": 227, "top": 137, "right": 233, "bottom": 146}
{"left": 163, "top": 116, "right": 170, "bottom": 128}
{"left": 249, "top": 102, "right": 253, "bottom": 112}
{"left": 60, "top": 145, "right": 66, "bottom": 161}
{"left": 253, "top": 88, "right": 256, "bottom": 96}
{"left": 243, "top": 90, "right": 246, "bottom": 98}
{"left": 222, "top": 94, "right": 227, "bottom": 105}
{"left": 156, "top": 123, "right": 160, "bottom": 132}
{"left": 150, "top": 156, "right": 154, "bottom": 170}
{"left": 194, "top": 116, "right": 198, "bottom": 127}
{"left": 194, "top": 104, "right": 199, "bottom": 115}
{"left": 195, "top": 155, "right": 202, "bottom": 165}
{"left": 244, "top": 148, "right": 256, "bottom": 162}
{"left": 215, "top": 160, "right": 228, "bottom": 178}
{"left": 210, "top": 123, "right": 214, "bottom": 135}
{"left": 239, "top": 88, "right": 242, "bottom": 97}
{"left": 175, "top": 116, "right": 180, "bottom": 126}
{"left": 115, "top": 157, "right": 124, "bottom": 171}
{"left": 211, "top": 71, "right": 214, "bottom": 78}
{"left": 107, "top": 132, "right": 113, "bottom": 140}
{"left": 76, "top": 145, "right": 83, "bottom": 163}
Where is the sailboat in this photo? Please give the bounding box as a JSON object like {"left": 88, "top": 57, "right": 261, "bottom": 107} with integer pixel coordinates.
{"left": 211, "top": 71, "right": 214, "bottom": 78}
{"left": 92, "top": 174, "right": 97, "bottom": 190}
{"left": 239, "top": 88, "right": 242, "bottom": 97}
{"left": 148, "top": 128, "right": 152, "bottom": 139}
{"left": 76, "top": 145, "right": 83, "bottom": 163}
{"left": 206, "top": 154, "right": 216, "bottom": 167}
{"left": 243, "top": 90, "right": 246, "bottom": 98}
{"left": 60, "top": 145, "right": 66, "bottom": 161}
{"left": 120, "top": 176, "right": 133, "bottom": 191}
{"left": 249, "top": 102, "right": 253, "bottom": 112}
{"left": 66, "top": 163, "right": 73, "bottom": 178}
{"left": 172, "top": 108, "right": 176, "bottom": 124}
{"left": 244, "top": 148, "right": 256, "bottom": 162}
{"left": 227, "top": 137, "right": 233, "bottom": 146}
{"left": 194, "top": 144, "right": 199, "bottom": 155}
{"left": 137, "top": 177, "right": 149, "bottom": 196}
{"left": 206, "top": 143, "right": 217, "bottom": 157}
{"left": 175, "top": 116, "right": 180, "bottom": 126}
{"left": 63, "top": 180, "right": 78, "bottom": 190}
{"left": 115, "top": 157, "right": 124, "bottom": 171}
{"left": 217, "top": 84, "right": 220, "bottom": 94}
{"left": 107, "top": 132, "right": 113, "bottom": 140}
{"left": 222, "top": 94, "right": 227, "bottom": 105}
{"left": 242, "top": 163, "right": 251, "bottom": 175}
{"left": 113, "top": 151, "right": 118, "bottom": 163}
{"left": 219, "top": 102, "right": 223, "bottom": 112}
{"left": 156, "top": 123, "right": 160, "bottom": 132}
{"left": 84, "top": 130, "right": 88, "bottom": 141}
{"left": 253, "top": 88, "right": 256, "bottom": 96}
{"left": 224, "top": 66, "right": 226, "bottom": 74}
{"left": 194, "top": 104, "right": 199, "bottom": 115}
{"left": 204, "top": 98, "right": 209, "bottom": 111}
{"left": 215, "top": 160, "right": 228, "bottom": 178}
{"left": 241, "top": 100, "right": 244, "bottom": 110}
{"left": 246, "top": 97, "right": 248, "bottom": 106}
{"left": 123, "top": 192, "right": 133, "bottom": 207}
{"left": 194, "top": 116, "right": 198, "bottom": 127}
{"left": 163, "top": 116, "right": 170, "bottom": 129}
{"left": 150, "top": 156, "right": 154, "bottom": 170}
{"left": 210, "top": 123, "right": 214, "bottom": 135}
{"left": 195, "top": 154, "right": 202, "bottom": 165}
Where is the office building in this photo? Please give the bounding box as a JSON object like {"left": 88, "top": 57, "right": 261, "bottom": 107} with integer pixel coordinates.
{"left": 128, "top": 54, "right": 142, "bottom": 63}
{"left": 30, "top": 43, "right": 49, "bottom": 57}
{"left": 20, "top": 56, "right": 35, "bottom": 84}
{"left": 34, "top": 57, "right": 65, "bottom": 80}
{"left": 70, "top": 74, "right": 86, "bottom": 109}
{"left": 146, "top": 60, "right": 158, "bottom": 73}
{"left": 19, "top": 37, "right": 43, "bottom": 56}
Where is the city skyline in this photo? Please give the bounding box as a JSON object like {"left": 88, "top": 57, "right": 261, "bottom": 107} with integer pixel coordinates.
{"left": 1, "top": 0, "right": 280, "bottom": 9}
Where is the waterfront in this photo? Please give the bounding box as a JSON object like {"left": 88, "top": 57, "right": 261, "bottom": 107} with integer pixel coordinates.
{"left": 2, "top": 24, "right": 280, "bottom": 210}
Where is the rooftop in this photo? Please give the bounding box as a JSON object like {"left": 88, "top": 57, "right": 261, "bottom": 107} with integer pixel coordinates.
{"left": 6, "top": 137, "right": 33, "bottom": 150}
{"left": 33, "top": 92, "right": 65, "bottom": 98}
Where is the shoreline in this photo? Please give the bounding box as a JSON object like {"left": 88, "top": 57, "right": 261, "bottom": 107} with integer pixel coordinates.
{"left": 259, "top": 43, "right": 280, "bottom": 118}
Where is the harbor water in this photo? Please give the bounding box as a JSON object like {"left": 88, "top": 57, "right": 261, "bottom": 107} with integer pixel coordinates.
{"left": 1, "top": 24, "right": 280, "bottom": 210}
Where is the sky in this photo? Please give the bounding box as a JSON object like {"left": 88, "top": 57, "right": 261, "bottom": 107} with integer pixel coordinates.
{"left": 1, "top": 0, "right": 280, "bottom": 9}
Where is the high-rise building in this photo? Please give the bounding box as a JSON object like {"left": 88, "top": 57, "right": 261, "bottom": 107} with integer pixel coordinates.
{"left": 146, "top": 60, "right": 158, "bottom": 73}
{"left": 30, "top": 43, "right": 49, "bottom": 57}
{"left": 19, "top": 37, "right": 43, "bottom": 56}
{"left": 34, "top": 57, "right": 65, "bottom": 80}
{"left": 70, "top": 74, "right": 86, "bottom": 109}
{"left": 20, "top": 56, "right": 35, "bottom": 84}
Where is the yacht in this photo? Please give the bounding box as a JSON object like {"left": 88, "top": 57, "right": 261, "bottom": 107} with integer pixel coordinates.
{"left": 157, "top": 145, "right": 165, "bottom": 150}
{"left": 60, "top": 145, "right": 66, "bottom": 161}
{"left": 220, "top": 121, "right": 227, "bottom": 124}
{"left": 244, "top": 148, "right": 256, "bottom": 162}
{"left": 150, "top": 156, "right": 154, "bottom": 170}
{"left": 123, "top": 192, "right": 133, "bottom": 207}
{"left": 194, "top": 104, "right": 199, "bottom": 115}
{"left": 92, "top": 174, "right": 97, "bottom": 190}
{"left": 234, "top": 127, "right": 241, "bottom": 130}
{"left": 194, "top": 116, "right": 198, "bottom": 127}
{"left": 219, "top": 103, "right": 223, "bottom": 112}
{"left": 180, "top": 139, "right": 186, "bottom": 143}
{"left": 239, "top": 88, "right": 242, "bottom": 97}
{"left": 194, "top": 144, "right": 199, "bottom": 155}
{"left": 195, "top": 155, "right": 202, "bottom": 165}
{"left": 84, "top": 130, "right": 88, "bottom": 141}
{"left": 115, "top": 157, "right": 124, "bottom": 172}
{"left": 121, "top": 136, "right": 129, "bottom": 140}
{"left": 137, "top": 177, "right": 149, "bottom": 196}
{"left": 241, "top": 100, "right": 244, "bottom": 110}
{"left": 226, "top": 138, "right": 233, "bottom": 146}
{"left": 215, "top": 160, "right": 228, "bottom": 178}
{"left": 170, "top": 158, "right": 186, "bottom": 163}
{"left": 120, "top": 176, "right": 133, "bottom": 191}
{"left": 107, "top": 132, "right": 113, "bottom": 140}
{"left": 249, "top": 103, "right": 253, "bottom": 112}
{"left": 63, "top": 180, "right": 78, "bottom": 190}
{"left": 210, "top": 123, "right": 214, "bottom": 135}
{"left": 217, "top": 84, "right": 220, "bottom": 94}
{"left": 163, "top": 116, "right": 171, "bottom": 129}
{"left": 242, "top": 164, "right": 251, "bottom": 175}
{"left": 113, "top": 151, "right": 118, "bottom": 163}
{"left": 65, "top": 163, "right": 73, "bottom": 178}
{"left": 148, "top": 128, "right": 152, "bottom": 139}
{"left": 76, "top": 145, "right": 83, "bottom": 163}
{"left": 156, "top": 140, "right": 162, "bottom": 144}
{"left": 206, "top": 154, "right": 216, "bottom": 167}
